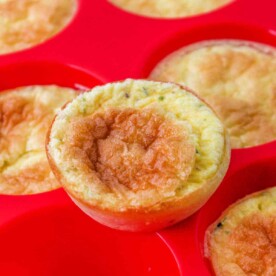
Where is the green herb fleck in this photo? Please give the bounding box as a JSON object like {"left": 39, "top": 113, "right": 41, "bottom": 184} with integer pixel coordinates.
{"left": 81, "top": 106, "right": 87, "bottom": 115}
{"left": 196, "top": 148, "right": 199, "bottom": 154}
{"left": 158, "top": 96, "right": 165, "bottom": 101}
{"left": 142, "top": 87, "right": 149, "bottom": 96}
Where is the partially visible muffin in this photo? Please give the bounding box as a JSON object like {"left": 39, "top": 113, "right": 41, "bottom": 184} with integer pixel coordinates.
{"left": 47, "top": 79, "right": 230, "bottom": 231}
{"left": 150, "top": 40, "right": 276, "bottom": 148}
{"left": 205, "top": 187, "right": 276, "bottom": 276}
{"left": 108, "top": 0, "right": 232, "bottom": 18}
{"left": 0, "top": 85, "right": 77, "bottom": 195}
{"left": 0, "top": 0, "right": 77, "bottom": 55}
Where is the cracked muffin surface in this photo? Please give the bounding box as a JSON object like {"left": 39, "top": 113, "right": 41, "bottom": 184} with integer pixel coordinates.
{"left": 205, "top": 187, "right": 276, "bottom": 276}
{"left": 0, "top": 85, "right": 77, "bottom": 195}
{"left": 65, "top": 108, "right": 196, "bottom": 196}
{"left": 0, "top": 0, "right": 77, "bottom": 54}
{"left": 150, "top": 41, "right": 276, "bottom": 148}
{"left": 109, "top": 0, "right": 232, "bottom": 18}
{"left": 47, "top": 79, "right": 229, "bottom": 231}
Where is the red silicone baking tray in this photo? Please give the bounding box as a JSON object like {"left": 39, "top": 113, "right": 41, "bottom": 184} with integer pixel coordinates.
{"left": 0, "top": 0, "right": 276, "bottom": 275}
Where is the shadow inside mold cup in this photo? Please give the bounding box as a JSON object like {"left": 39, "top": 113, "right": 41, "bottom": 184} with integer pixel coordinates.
{"left": 142, "top": 22, "right": 276, "bottom": 78}
{"left": 0, "top": 204, "right": 180, "bottom": 276}
{"left": 196, "top": 158, "right": 276, "bottom": 273}
{"left": 0, "top": 62, "right": 102, "bottom": 92}
{"left": 0, "top": 62, "right": 102, "bottom": 196}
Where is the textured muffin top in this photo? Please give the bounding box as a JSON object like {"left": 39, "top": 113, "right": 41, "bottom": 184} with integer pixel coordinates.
{"left": 48, "top": 79, "right": 227, "bottom": 211}
{"left": 0, "top": 0, "right": 77, "bottom": 54}
{"left": 205, "top": 187, "right": 276, "bottom": 276}
{"left": 150, "top": 40, "right": 276, "bottom": 148}
{"left": 109, "top": 0, "right": 231, "bottom": 18}
{"left": 0, "top": 85, "right": 77, "bottom": 195}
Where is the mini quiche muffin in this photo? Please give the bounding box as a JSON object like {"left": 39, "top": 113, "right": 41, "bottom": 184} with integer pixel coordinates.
{"left": 108, "top": 0, "right": 232, "bottom": 18}
{"left": 47, "top": 79, "right": 230, "bottom": 231}
{"left": 0, "top": 0, "right": 77, "bottom": 55}
{"left": 150, "top": 40, "right": 276, "bottom": 148}
{"left": 0, "top": 85, "right": 77, "bottom": 195}
{"left": 205, "top": 187, "right": 276, "bottom": 276}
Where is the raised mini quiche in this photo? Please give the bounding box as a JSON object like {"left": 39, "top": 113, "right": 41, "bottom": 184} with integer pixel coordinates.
{"left": 47, "top": 79, "right": 230, "bottom": 231}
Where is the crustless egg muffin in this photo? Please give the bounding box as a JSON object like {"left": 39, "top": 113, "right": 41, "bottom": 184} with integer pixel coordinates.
{"left": 0, "top": 0, "right": 77, "bottom": 55}
{"left": 205, "top": 187, "right": 276, "bottom": 276}
{"left": 108, "top": 0, "right": 232, "bottom": 18}
{"left": 0, "top": 85, "right": 77, "bottom": 195}
{"left": 150, "top": 40, "right": 276, "bottom": 148}
{"left": 47, "top": 79, "right": 230, "bottom": 231}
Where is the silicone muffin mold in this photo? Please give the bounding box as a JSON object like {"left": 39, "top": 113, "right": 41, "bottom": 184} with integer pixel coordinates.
{"left": 0, "top": 0, "right": 276, "bottom": 275}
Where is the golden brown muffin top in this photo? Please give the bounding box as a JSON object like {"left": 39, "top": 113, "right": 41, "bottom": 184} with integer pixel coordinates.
{"left": 206, "top": 187, "right": 276, "bottom": 276}
{"left": 150, "top": 40, "right": 276, "bottom": 148}
{"left": 63, "top": 107, "right": 195, "bottom": 195}
{"left": 0, "top": 85, "right": 77, "bottom": 195}
{"left": 109, "top": 0, "right": 231, "bottom": 18}
{"left": 0, "top": 0, "right": 77, "bottom": 54}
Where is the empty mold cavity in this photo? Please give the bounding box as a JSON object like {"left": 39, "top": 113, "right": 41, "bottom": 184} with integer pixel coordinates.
{"left": 0, "top": 204, "right": 180, "bottom": 276}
